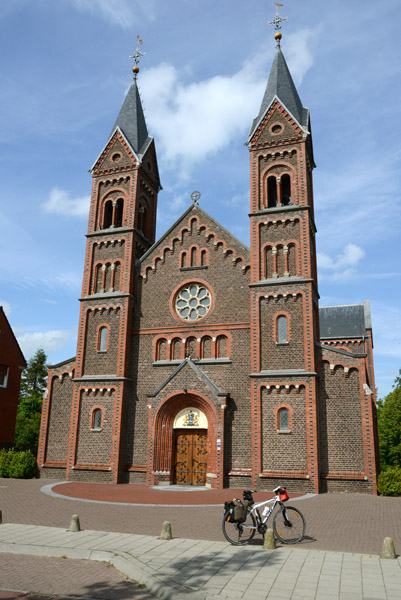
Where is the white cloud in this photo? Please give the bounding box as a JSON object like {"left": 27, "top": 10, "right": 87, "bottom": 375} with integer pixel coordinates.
{"left": 141, "top": 30, "right": 317, "bottom": 179}
{"left": 68, "top": 0, "right": 155, "bottom": 29}
{"left": 42, "top": 187, "right": 90, "bottom": 218}
{"left": 318, "top": 243, "right": 365, "bottom": 278}
{"left": 17, "top": 329, "right": 75, "bottom": 358}
{"left": 286, "top": 28, "right": 319, "bottom": 86}
{"left": 0, "top": 300, "right": 12, "bottom": 317}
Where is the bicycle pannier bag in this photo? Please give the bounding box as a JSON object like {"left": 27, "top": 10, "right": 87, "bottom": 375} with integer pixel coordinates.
{"left": 278, "top": 487, "right": 289, "bottom": 502}
{"left": 224, "top": 499, "right": 249, "bottom": 523}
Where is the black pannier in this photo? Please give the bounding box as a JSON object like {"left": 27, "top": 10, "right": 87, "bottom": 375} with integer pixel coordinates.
{"left": 224, "top": 499, "right": 249, "bottom": 523}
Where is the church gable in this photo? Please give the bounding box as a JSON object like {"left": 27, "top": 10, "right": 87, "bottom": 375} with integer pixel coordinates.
{"left": 135, "top": 204, "right": 250, "bottom": 330}
{"left": 91, "top": 130, "right": 137, "bottom": 175}
{"left": 251, "top": 100, "right": 305, "bottom": 147}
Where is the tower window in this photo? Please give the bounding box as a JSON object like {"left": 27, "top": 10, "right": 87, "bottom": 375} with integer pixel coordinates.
{"left": 267, "top": 176, "right": 277, "bottom": 208}
{"left": 278, "top": 407, "right": 289, "bottom": 431}
{"left": 281, "top": 174, "right": 291, "bottom": 206}
{"left": 115, "top": 198, "right": 124, "bottom": 227}
{"left": 92, "top": 408, "right": 102, "bottom": 430}
{"left": 277, "top": 316, "right": 288, "bottom": 343}
{"left": 98, "top": 326, "right": 108, "bottom": 352}
{"left": 103, "top": 201, "right": 113, "bottom": 229}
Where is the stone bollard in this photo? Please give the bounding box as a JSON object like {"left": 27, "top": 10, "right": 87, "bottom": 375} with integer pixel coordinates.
{"left": 69, "top": 514, "right": 81, "bottom": 532}
{"left": 160, "top": 521, "right": 172, "bottom": 540}
{"left": 263, "top": 528, "right": 276, "bottom": 550}
{"left": 381, "top": 537, "right": 396, "bottom": 559}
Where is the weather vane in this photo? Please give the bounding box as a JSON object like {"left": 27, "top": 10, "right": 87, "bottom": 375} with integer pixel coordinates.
{"left": 129, "top": 35, "right": 146, "bottom": 79}
{"left": 268, "top": 2, "right": 287, "bottom": 42}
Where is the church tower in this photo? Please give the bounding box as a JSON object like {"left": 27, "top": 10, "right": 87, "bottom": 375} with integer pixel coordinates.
{"left": 248, "top": 20, "right": 320, "bottom": 493}
{"left": 65, "top": 49, "right": 161, "bottom": 482}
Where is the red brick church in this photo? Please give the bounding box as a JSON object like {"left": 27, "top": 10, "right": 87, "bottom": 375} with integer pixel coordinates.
{"left": 38, "top": 29, "right": 379, "bottom": 493}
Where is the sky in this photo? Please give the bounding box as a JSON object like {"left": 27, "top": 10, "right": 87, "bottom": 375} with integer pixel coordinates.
{"left": 0, "top": 0, "right": 400, "bottom": 399}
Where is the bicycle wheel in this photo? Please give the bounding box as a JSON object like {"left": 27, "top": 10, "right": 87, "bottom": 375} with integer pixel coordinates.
{"left": 222, "top": 510, "right": 257, "bottom": 545}
{"left": 273, "top": 505, "right": 306, "bottom": 544}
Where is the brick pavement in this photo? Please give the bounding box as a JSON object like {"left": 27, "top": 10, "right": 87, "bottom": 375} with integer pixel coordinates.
{"left": 0, "top": 553, "right": 156, "bottom": 599}
{"left": 1, "top": 478, "right": 400, "bottom": 556}
{"left": 0, "top": 523, "right": 401, "bottom": 600}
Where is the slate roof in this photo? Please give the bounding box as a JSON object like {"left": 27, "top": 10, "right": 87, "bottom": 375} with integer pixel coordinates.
{"left": 319, "top": 303, "right": 371, "bottom": 339}
{"left": 110, "top": 79, "right": 151, "bottom": 156}
{"left": 248, "top": 43, "right": 309, "bottom": 141}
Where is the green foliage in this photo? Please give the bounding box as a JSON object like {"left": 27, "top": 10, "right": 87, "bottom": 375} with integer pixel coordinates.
{"left": 377, "top": 466, "right": 401, "bottom": 496}
{"left": 14, "top": 348, "right": 47, "bottom": 455}
{"left": 0, "top": 449, "right": 37, "bottom": 479}
{"left": 13, "top": 412, "right": 42, "bottom": 453}
{"left": 0, "top": 448, "right": 13, "bottom": 477}
{"left": 378, "top": 370, "right": 401, "bottom": 470}
{"left": 19, "top": 348, "right": 48, "bottom": 400}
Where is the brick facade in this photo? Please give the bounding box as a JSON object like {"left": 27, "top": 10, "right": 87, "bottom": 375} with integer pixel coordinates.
{"left": 38, "top": 41, "right": 379, "bottom": 493}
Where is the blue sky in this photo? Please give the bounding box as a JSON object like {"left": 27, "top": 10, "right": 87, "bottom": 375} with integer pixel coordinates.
{"left": 0, "top": 0, "right": 400, "bottom": 399}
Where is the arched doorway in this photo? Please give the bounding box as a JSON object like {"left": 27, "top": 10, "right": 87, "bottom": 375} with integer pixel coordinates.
{"left": 173, "top": 407, "right": 208, "bottom": 485}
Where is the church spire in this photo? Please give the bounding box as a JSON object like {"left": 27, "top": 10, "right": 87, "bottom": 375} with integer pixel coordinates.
{"left": 248, "top": 4, "right": 309, "bottom": 140}
{"left": 110, "top": 37, "right": 151, "bottom": 157}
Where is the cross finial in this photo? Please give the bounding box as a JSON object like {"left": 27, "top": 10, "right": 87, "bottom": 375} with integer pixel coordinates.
{"left": 191, "top": 191, "right": 201, "bottom": 205}
{"left": 129, "top": 35, "right": 146, "bottom": 79}
{"left": 268, "top": 2, "right": 287, "bottom": 44}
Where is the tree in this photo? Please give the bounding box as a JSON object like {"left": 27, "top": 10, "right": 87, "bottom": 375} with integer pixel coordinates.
{"left": 14, "top": 348, "right": 47, "bottom": 454}
{"left": 378, "top": 370, "right": 401, "bottom": 470}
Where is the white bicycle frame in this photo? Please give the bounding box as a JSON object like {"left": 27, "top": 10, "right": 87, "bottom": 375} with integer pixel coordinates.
{"left": 244, "top": 493, "right": 285, "bottom": 531}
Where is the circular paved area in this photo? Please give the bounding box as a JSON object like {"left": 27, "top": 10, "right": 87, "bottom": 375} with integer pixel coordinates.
{"left": 47, "top": 481, "right": 305, "bottom": 506}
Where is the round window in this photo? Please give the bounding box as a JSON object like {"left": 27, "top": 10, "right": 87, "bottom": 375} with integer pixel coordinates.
{"left": 175, "top": 283, "right": 211, "bottom": 321}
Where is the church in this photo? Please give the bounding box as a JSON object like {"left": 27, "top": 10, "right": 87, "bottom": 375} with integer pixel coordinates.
{"left": 38, "top": 24, "right": 379, "bottom": 494}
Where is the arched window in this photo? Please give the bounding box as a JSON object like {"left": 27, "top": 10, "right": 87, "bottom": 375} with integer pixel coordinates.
{"left": 267, "top": 176, "right": 277, "bottom": 208}
{"left": 201, "top": 336, "right": 212, "bottom": 359}
{"left": 216, "top": 335, "right": 227, "bottom": 358}
{"left": 98, "top": 326, "right": 108, "bottom": 352}
{"left": 185, "top": 337, "right": 197, "bottom": 358}
{"left": 172, "top": 338, "right": 181, "bottom": 360}
{"left": 281, "top": 174, "right": 291, "bottom": 206}
{"left": 115, "top": 198, "right": 124, "bottom": 227}
{"left": 201, "top": 250, "right": 207, "bottom": 266}
{"left": 278, "top": 407, "right": 289, "bottom": 431}
{"left": 180, "top": 252, "right": 187, "bottom": 268}
{"left": 103, "top": 200, "right": 113, "bottom": 229}
{"left": 92, "top": 408, "right": 102, "bottom": 430}
{"left": 277, "top": 316, "right": 288, "bottom": 343}
{"left": 191, "top": 247, "right": 197, "bottom": 267}
{"left": 156, "top": 339, "right": 167, "bottom": 361}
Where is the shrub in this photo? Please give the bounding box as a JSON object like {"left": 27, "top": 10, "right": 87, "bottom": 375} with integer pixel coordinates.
{"left": 0, "top": 448, "right": 14, "bottom": 477}
{"left": 0, "top": 449, "right": 37, "bottom": 479}
{"left": 377, "top": 466, "right": 401, "bottom": 496}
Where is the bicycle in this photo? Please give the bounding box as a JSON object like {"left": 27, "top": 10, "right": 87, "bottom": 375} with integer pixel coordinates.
{"left": 222, "top": 486, "right": 306, "bottom": 546}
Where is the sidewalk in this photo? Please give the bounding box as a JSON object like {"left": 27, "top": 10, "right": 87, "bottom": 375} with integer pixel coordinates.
{"left": 0, "top": 523, "right": 400, "bottom": 600}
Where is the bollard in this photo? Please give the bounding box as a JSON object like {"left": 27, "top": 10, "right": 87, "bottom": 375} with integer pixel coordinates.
{"left": 160, "top": 521, "right": 172, "bottom": 540}
{"left": 263, "top": 528, "right": 276, "bottom": 550}
{"left": 0, "top": 510, "right": 2, "bottom": 524}
{"left": 381, "top": 537, "right": 396, "bottom": 559}
{"left": 69, "top": 514, "right": 81, "bottom": 532}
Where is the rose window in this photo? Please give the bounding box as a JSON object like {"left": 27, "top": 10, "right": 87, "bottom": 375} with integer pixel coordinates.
{"left": 175, "top": 283, "right": 211, "bottom": 321}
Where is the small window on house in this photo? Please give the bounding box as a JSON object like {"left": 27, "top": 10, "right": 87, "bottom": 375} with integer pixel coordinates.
{"left": 0, "top": 364, "right": 9, "bottom": 388}
{"left": 98, "top": 327, "right": 108, "bottom": 352}
{"left": 267, "top": 176, "right": 277, "bottom": 208}
{"left": 278, "top": 407, "right": 289, "bottom": 431}
{"left": 277, "top": 316, "right": 288, "bottom": 343}
{"left": 92, "top": 408, "right": 102, "bottom": 430}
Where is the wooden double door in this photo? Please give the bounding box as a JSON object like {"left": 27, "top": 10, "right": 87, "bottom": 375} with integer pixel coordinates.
{"left": 173, "top": 429, "right": 208, "bottom": 485}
